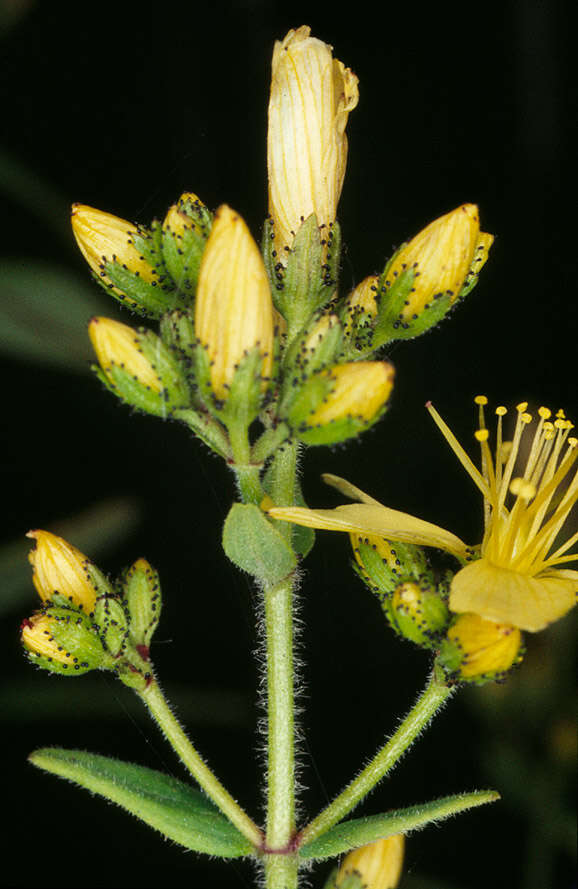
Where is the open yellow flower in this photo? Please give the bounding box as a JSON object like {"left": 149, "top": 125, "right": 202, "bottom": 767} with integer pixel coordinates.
{"left": 269, "top": 398, "right": 577, "bottom": 632}
{"left": 267, "top": 25, "right": 359, "bottom": 258}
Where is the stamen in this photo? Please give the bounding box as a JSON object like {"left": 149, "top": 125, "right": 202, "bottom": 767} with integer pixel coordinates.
{"left": 427, "top": 402, "right": 491, "bottom": 500}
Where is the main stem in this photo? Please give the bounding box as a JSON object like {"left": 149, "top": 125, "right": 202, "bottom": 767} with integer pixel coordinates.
{"left": 298, "top": 667, "right": 455, "bottom": 849}
{"left": 263, "top": 441, "right": 300, "bottom": 888}
{"left": 139, "top": 679, "right": 263, "bottom": 848}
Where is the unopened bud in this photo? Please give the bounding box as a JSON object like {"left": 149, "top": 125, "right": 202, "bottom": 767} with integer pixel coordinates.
{"left": 285, "top": 361, "right": 394, "bottom": 445}
{"left": 27, "top": 530, "right": 111, "bottom": 614}
{"left": 373, "top": 205, "right": 493, "bottom": 345}
{"left": 89, "top": 316, "right": 190, "bottom": 417}
{"left": 71, "top": 203, "right": 175, "bottom": 317}
{"left": 122, "top": 558, "right": 162, "bottom": 652}
{"left": 161, "top": 192, "right": 212, "bottom": 298}
{"left": 438, "top": 612, "right": 524, "bottom": 684}
{"left": 21, "top": 608, "right": 111, "bottom": 676}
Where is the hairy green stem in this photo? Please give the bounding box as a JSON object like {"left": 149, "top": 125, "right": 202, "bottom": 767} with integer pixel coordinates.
{"left": 139, "top": 678, "right": 263, "bottom": 848}
{"left": 298, "top": 667, "right": 455, "bottom": 849}
{"left": 263, "top": 440, "right": 300, "bottom": 889}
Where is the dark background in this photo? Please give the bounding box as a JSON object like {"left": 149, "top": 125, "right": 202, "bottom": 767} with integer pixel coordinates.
{"left": 0, "top": 1, "right": 574, "bottom": 887}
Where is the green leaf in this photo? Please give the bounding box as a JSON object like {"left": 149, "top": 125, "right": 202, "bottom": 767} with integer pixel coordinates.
{"left": 29, "top": 748, "right": 255, "bottom": 858}
{"left": 223, "top": 503, "right": 297, "bottom": 587}
{"left": 299, "top": 790, "right": 500, "bottom": 860}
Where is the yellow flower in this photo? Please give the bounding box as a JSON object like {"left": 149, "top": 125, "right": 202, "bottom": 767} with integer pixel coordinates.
{"left": 88, "top": 317, "right": 163, "bottom": 392}
{"left": 71, "top": 203, "right": 158, "bottom": 292}
{"left": 385, "top": 204, "right": 493, "bottom": 324}
{"left": 27, "top": 530, "right": 100, "bottom": 613}
{"left": 195, "top": 204, "right": 274, "bottom": 400}
{"left": 334, "top": 835, "right": 405, "bottom": 889}
{"left": 269, "top": 398, "right": 577, "bottom": 632}
{"left": 267, "top": 25, "right": 359, "bottom": 258}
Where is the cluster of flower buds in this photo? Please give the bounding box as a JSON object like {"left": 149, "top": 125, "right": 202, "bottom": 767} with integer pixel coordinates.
{"left": 69, "top": 24, "right": 494, "bottom": 464}
{"left": 21, "top": 531, "right": 162, "bottom": 690}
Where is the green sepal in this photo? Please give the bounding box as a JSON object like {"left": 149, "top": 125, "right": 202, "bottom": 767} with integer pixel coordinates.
{"left": 28, "top": 748, "right": 255, "bottom": 858}
{"left": 100, "top": 261, "right": 176, "bottom": 320}
{"left": 279, "top": 312, "right": 343, "bottom": 416}
{"left": 161, "top": 201, "right": 212, "bottom": 301}
{"left": 174, "top": 408, "right": 232, "bottom": 460}
{"left": 220, "top": 346, "right": 269, "bottom": 429}
{"left": 298, "top": 790, "right": 500, "bottom": 861}
{"left": 222, "top": 503, "right": 297, "bottom": 587}
{"left": 371, "top": 248, "right": 457, "bottom": 348}
{"left": 121, "top": 559, "right": 162, "bottom": 650}
{"left": 271, "top": 214, "right": 340, "bottom": 335}
{"left": 94, "top": 363, "right": 169, "bottom": 417}
{"left": 93, "top": 593, "right": 130, "bottom": 657}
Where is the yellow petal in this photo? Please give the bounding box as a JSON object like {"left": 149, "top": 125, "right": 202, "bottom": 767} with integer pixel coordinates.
{"left": 195, "top": 205, "right": 274, "bottom": 399}
{"left": 322, "top": 473, "right": 383, "bottom": 505}
{"left": 450, "top": 559, "right": 577, "bottom": 631}
{"left": 268, "top": 503, "right": 468, "bottom": 558}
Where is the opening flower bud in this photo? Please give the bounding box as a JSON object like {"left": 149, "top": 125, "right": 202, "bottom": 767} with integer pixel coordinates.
{"left": 267, "top": 26, "right": 359, "bottom": 260}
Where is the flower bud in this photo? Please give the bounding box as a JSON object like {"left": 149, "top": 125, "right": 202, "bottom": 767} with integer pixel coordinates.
{"left": 388, "top": 580, "right": 450, "bottom": 649}
{"left": 71, "top": 203, "right": 174, "bottom": 317}
{"left": 21, "top": 609, "right": 111, "bottom": 676}
{"left": 374, "top": 205, "right": 494, "bottom": 345}
{"left": 438, "top": 613, "right": 524, "bottom": 684}
{"left": 285, "top": 361, "right": 394, "bottom": 445}
{"left": 89, "top": 316, "right": 190, "bottom": 417}
{"left": 341, "top": 275, "right": 379, "bottom": 354}
{"left": 27, "top": 530, "right": 111, "bottom": 614}
{"left": 161, "top": 192, "right": 212, "bottom": 298}
{"left": 351, "top": 533, "right": 428, "bottom": 596}
{"left": 195, "top": 205, "right": 274, "bottom": 405}
{"left": 267, "top": 26, "right": 359, "bottom": 260}
{"left": 121, "top": 558, "right": 162, "bottom": 653}
{"left": 332, "top": 835, "right": 405, "bottom": 889}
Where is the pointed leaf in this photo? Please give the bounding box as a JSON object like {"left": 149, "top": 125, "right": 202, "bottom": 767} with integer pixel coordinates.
{"left": 299, "top": 790, "right": 499, "bottom": 860}
{"left": 29, "top": 748, "right": 255, "bottom": 858}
